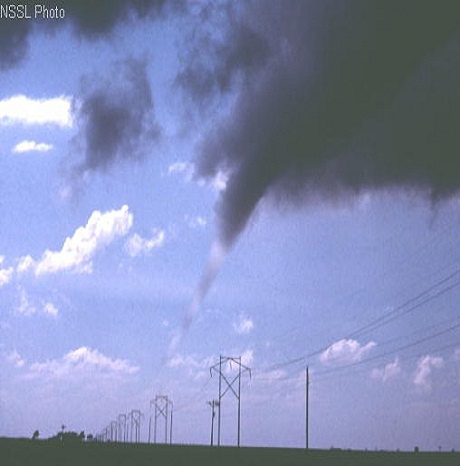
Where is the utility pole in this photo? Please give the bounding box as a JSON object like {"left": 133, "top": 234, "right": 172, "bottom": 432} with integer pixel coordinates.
{"left": 306, "top": 366, "right": 309, "bottom": 450}
{"left": 207, "top": 400, "right": 220, "bottom": 446}
{"left": 210, "top": 355, "right": 251, "bottom": 447}
{"left": 169, "top": 401, "right": 173, "bottom": 445}
{"left": 148, "top": 403, "right": 152, "bottom": 443}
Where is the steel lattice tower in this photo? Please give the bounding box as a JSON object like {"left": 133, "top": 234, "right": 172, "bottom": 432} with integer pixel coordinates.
{"left": 128, "top": 409, "right": 142, "bottom": 443}
{"left": 149, "top": 395, "right": 173, "bottom": 444}
{"left": 210, "top": 355, "right": 251, "bottom": 447}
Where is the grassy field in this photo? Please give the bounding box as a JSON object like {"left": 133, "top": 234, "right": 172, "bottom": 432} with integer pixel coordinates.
{"left": 1, "top": 437, "right": 459, "bottom": 466}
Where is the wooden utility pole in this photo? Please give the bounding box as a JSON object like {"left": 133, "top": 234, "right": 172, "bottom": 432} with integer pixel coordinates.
{"left": 306, "top": 366, "right": 309, "bottom": 450}
{"left": 207, "top": 400, "right": 219, "bottom": 446}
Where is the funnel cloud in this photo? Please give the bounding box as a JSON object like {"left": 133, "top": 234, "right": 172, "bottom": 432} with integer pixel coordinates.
{"left": 181, "top": 1, "right": 460, "bottom": 250}
{"left": 168, "top": 240, "right": 228, "bottom": 356}
{"left": 167, "top": 1, "right": 460, "bottom": 352}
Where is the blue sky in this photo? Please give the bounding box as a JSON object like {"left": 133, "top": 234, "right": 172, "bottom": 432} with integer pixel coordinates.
{"left": 0, "top": 0, "right": 459, "bottom": 451}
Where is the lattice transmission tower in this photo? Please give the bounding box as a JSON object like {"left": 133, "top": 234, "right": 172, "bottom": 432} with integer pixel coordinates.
{"left": 149, "top": 395, "right": 173, "bottom": 444}
{"left": 128, "top": 409, "right": 142, "bottom": 443}
{"left": 118, "top": 413, "right": 127, "bottom": 442}
{"left": 210, "top": 355, "right": 251, "bottom": 447}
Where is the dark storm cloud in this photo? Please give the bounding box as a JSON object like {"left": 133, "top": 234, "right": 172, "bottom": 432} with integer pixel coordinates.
{"left": 63, "top": 0, "right": 181, "bottom": 38}
{"left": 70, "top": 58, "right": 160, "bottom": 176}
{"left": 176, "top": 2, "right": 270, "bottom": 101}
{"left": 185, "top": 0, "right": 460, "bottom": 249}
{"left": 0, "top": 19, "right": 31, "bottom": 71}
{"left": 0, "top": 0, "right": 183, "bottom": 69}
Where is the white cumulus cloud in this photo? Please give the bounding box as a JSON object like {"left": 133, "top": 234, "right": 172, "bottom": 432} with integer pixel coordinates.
{"left": 16, "top": 255, "right": 34, "bottom": 274}
{"left": 12, "top": 140, "right": 53, "bottom": 153}
{"left": 0, "top": 95, "right": 73, "bottom": 127}
{"left": 16, "top": 287, "right": 36, "bottom": 316}
{"left": 186, "top": 215, "right": 207, "bottom": 229}
{"left": 27, "top": 347, "right": 139, "bottom": 380}
{"left": 168, "top": 160, "right": 227, "bottom": 191}
{"left": 34, "top": 205, "right": 133, "bottom": 275}
{"left": 219, "top": 351, "right": 254, "bottom": 376}
{"left": 371, "top": 358, "right": 401, "bottom": 383}
{"left": 320, "top": 339, "right": 376, "bottom": 365}
{"left": 210, "top": 170, "right": 228, "bottom": 191}
{"left": 15, "top": 287, "right": 59, "bottom": 317}
{"left": 241, "top": 349, "right": 254, "bottom": 367}
{"left": 167, "top": 353, "right": 214, "bottom": 370}
{"left": 7, "top": 350, "right": 26, "bottom": 368}
{"left": 168, "top": 161, "right": 194, "bottom": 180}
{"left": 0, "top": 256, "right": 13, "bottom": 287}
{"left": 125, "top": 229, "right": 165, "bottom": 257}
{"left": 233, "top": 315, "right": 254, "bottom": 335}
{"left": 166, "top": 353, "right": 215, "bottom": 379}
{"left": 413, "top": 355, "right": 444, "bottom": 390}
{"left": 43, "top": 302, "right": 59, "bottom": 317}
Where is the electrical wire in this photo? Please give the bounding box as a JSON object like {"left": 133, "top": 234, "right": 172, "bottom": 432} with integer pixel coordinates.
{"left": 253, "top": 314, "right": 460, "bottom": 382}
{"left": 346, "top": 268, "right": 460, "bottom": 340}
{"left": 259, "top": 266, "right": 460, "bottom": 374}
{"left": 314, "top": 321, "right": 460, "bottom": 377}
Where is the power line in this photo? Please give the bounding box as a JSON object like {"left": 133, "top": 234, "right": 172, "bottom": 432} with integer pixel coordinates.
{"left": 173, "top": 376, "right": 213, "bottom": 413}
{"left": 346, "top": 268, "right": 460, "bottom": 340}
{"left": 267, "top": 324, "right": 459, "bottom": 385}
{"left": 227, "top": 214, "right": 460, "bottom": 354}
{"left": 260, "top": 267, "right": 460, "bottom": 374}
{"left": 314, "top": 339, "right": 460, "bottom": 385}
{"left": 314, "top": 321, "right": 460, "bottom": 377}
{"left": 253, "top": 318, "right": 460, "bottom": 384}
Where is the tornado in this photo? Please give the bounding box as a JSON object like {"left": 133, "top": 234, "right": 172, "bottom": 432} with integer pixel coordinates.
{"left": 172, "top": 0, "right": 460, "bottom": 354}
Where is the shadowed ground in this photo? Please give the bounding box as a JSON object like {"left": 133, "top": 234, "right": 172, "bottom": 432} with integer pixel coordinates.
{"left": 1, "top": 438, "right": 459, "bottom": 466}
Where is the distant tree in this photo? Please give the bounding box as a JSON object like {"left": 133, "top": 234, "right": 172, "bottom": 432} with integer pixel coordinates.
{"left": 86, "top": 434, "right": 94, "bottom": 442}
{"left": 32, "top": 430, "right": 39, "bottom": 440}
{"left": 47, "top": 428, "right": 87, "bottom": 443}
{"left": 63, "top": 431, "right": 79, "bottom": 442}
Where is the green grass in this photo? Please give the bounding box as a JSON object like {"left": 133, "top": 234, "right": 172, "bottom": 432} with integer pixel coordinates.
{"left": 1, "top": 437, "right": 458, "bottom": 466}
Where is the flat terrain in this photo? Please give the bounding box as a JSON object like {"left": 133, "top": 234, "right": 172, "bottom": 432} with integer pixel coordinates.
{"left": 1, "top": 438, "right": 459, "bottom": 466}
